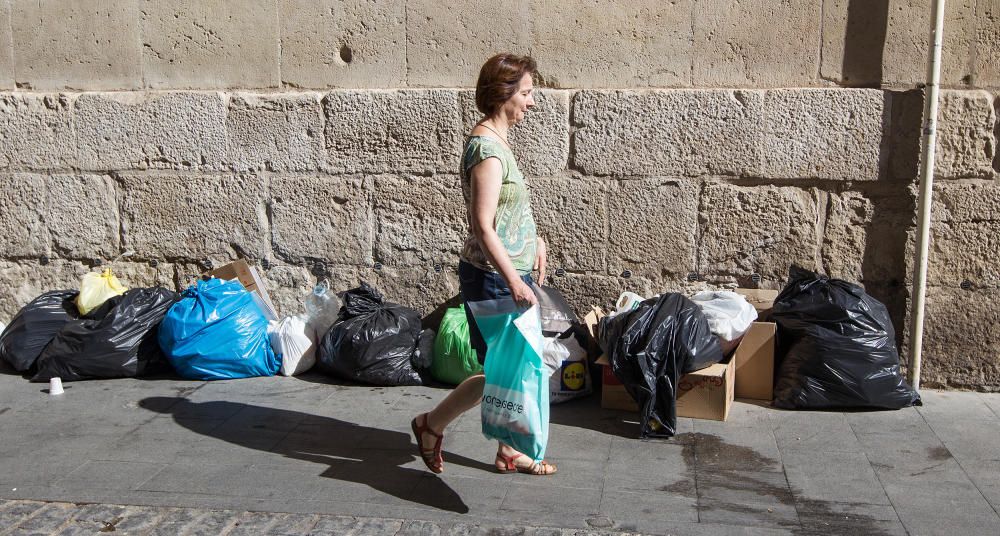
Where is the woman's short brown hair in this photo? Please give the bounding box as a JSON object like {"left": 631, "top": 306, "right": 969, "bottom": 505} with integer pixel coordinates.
{"left": 475, "top": 53, "right": 537, "bottom": 116}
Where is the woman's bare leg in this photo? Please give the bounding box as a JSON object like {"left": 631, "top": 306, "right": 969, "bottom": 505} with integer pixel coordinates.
{"left": 424, "top": 373, "right": 484, "bottom": 433}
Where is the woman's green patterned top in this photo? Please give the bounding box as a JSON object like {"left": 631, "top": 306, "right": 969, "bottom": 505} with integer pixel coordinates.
{"left": 459, "top": 136, "right": 537, "bottom": 275}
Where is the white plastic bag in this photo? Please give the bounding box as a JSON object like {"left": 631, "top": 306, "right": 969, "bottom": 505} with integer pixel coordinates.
{"left": 268, "top": 315, "right": 316, "bottom": 376}
{"left": 690, "top": 291, "right": 758, "bottom": 341}
{"left": 543, "top": 332, "right": 592, "bottom": 404}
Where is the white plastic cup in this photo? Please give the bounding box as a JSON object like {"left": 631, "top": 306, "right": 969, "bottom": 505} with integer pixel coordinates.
{"left": 49, "top": 377, "right": 64, "bottom": 396}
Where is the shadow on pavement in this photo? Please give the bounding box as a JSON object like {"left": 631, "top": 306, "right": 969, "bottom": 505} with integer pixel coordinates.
{"left": 138, "top": 396, "right": 483, "bottom": 513}
{"left": 547, "top": 387, "right": 641, "bottom": 438}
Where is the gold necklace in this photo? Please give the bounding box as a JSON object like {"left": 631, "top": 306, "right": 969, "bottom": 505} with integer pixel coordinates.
{"left": 479, "top": 122, "right": 511, "bottom": 148}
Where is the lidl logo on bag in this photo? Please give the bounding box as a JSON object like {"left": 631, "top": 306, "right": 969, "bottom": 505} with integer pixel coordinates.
{"left": 560, "top": 361, "right": 586, "bottom": 391}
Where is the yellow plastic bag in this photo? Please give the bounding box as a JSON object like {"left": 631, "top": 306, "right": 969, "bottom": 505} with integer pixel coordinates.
{"left": 75, "top": 269, "right": 128, "bottom": 315}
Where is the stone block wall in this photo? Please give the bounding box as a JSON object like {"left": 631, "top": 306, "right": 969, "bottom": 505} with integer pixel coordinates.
{"left": 1, "top": 1, "right": 998, "bottom": 390}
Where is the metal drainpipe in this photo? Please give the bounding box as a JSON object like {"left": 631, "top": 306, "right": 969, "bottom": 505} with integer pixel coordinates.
{"left": 908, "top": 0, "right": 947, "bottom": 392}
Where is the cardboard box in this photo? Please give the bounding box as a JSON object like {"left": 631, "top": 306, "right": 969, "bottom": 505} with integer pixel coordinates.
{"left": 734, "top": 288, "right": 780, "bottom": 321}
{"left": 676, "top": 361, "right": 734, "bottom": 421}
{"left": 595, "top": 318, "right": 778, "bottom": 418}
{"left": 205, "top": 259, "right": 278, "bottom": 319}
{"left": 733, "top": 322, "right": 776, "bottom": 401}
{"left": 596, "top": 354, "right": 735, "bottom": 421}
{"left": 599, "top": 363, "right": 639, "bottom": 412}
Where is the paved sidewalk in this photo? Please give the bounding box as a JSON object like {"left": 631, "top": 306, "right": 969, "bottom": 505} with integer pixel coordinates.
{"left": 0, "top": 371, "right": 998, "bottom": 535}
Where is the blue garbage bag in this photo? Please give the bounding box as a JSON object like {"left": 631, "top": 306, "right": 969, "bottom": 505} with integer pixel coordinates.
{"left": 158, "top": 278, "right": 279, "bottom": 380}
{"left": 468, "top": 299, "right": 549, "bottom": 462}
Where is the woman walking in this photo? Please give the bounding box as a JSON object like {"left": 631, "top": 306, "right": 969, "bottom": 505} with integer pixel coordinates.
{"left": 411, "top": 53, "right": 556, "bottom": 476}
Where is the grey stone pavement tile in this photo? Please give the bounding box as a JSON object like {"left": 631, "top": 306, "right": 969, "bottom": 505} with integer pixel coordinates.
{"left": 698, "top": 497, "right": 800, "bottom": 530}
{"left": 883, "top": 479, "right": 1000, "bottom": 535}
{"left": 768, "top": 410, "right": 866, "bottom": 453}
{"left": 982, "top": 392, "right": 1000, "bottom": 418}
{"left": 915, "top": 389, "right": 999, "bottom": 421}
{"left": 53, "top": 460, "right": 167, "bottom": 493}
{"left": 794, "top": 501, "right": 907, "bottom": 536}
{"left": 781, "top": 450, "right": 891, "bottom": 506}
{"left": 4, "top": 370, "right": 1000, "bottom": 534}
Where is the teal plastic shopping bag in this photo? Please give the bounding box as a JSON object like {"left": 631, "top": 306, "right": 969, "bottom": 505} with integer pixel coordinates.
{"left": 467, "top": 299, "right": 550, "bottom": 462}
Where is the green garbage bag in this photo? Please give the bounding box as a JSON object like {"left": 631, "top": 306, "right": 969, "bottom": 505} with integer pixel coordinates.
{"left": 431, "top": 305, "right": 482, "bottom": 385}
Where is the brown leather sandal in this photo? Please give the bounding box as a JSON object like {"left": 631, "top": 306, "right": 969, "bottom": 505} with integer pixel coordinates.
{"left": 495, "top": 447, "right": 557, "bottom": 476}
{"left": 411, "top": 413, "right": 444, "bottom": 474}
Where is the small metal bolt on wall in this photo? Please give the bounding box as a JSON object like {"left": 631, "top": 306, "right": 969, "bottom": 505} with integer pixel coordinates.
{"left": 960, "top": 279, "right": 973, "bottom": 291}
{"left": 750, "top": 273, "right": 762, "bottom": 285}
{"left": 39, "top": 255, "right": 49, "bottom": 266}
{"left": 554, "top": 268, "right": 566, "bottom": 278}
{"left": 687, "top": 272, "right": 700, "bottom": 282}
{"left": 373, "top": 262, "right": 383, "bottom": 271}
{"left": 620, "top": 269, "right": 632, "bottom": 279}
{"left": 433, "top": 263, "right": 442, "bottom": 273}
{"left": 311, "top": 262, "right": 328, "bottom": 277}
{"left": 149, "top": 259, "right": 159, "bottom": 268}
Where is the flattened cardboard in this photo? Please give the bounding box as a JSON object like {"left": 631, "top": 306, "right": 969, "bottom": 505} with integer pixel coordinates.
{"left": 733, "top": 321, "right": 776, "bottom": 401}
{"left": 205, "top": 259, "right": 278, "bottom": 319}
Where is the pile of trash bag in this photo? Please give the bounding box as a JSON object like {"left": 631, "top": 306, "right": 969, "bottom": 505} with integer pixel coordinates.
{"left": 0, "top": 290, "right": 80, "bottom": 373}
{"left": 33, "top": 287, "right": 179, "bottom": 382}
{"left": 772, "top": 266, "right": 921, "bottom": 410}
{"left": 158, "top": 278, "right": 280, "bottom": 380}
{"left": 317, "top": 282, "right": 424, "bottom": 386}
{"left": 600, "top": 293, "right": 723, "bottom": 438}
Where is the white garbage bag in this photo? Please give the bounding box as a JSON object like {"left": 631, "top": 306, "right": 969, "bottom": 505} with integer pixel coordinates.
{"left": 543, "top": 332, "right": 592, "bottom": 404}
{"left": 690, "top": 291, "right": 758, "bottom": 342}
{"left": 268, "top": 315, "right": 316, "bottom": 376}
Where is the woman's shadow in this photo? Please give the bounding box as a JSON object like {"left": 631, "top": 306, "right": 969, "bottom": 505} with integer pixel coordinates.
{"left": 138, "top": 396, "right": 491, "bottom": 514}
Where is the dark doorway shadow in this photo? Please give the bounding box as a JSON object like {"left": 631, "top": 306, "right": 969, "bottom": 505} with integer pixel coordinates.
{"left": 842, "top": 0, "right": 890, "bottom": 87}
{"left": 138, "top": 397, "right": 488, "bottom": 513}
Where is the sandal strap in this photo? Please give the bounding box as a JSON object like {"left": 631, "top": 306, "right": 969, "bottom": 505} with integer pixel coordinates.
{"left": 529, "top": 461, "right": 555, "bottom": 475}
{"left": 412, "top": 414, "right": 444, "bottom": 471}
{"left": 416, "top": 413, "right": 443, "bottom": 439}
{"left": 496, "top": 448, "right": 526, "bottom": 471}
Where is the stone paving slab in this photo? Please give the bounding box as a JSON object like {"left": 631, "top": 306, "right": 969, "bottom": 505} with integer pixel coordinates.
{"left": 0, "top": 372, "right": 999, "bottom": 534}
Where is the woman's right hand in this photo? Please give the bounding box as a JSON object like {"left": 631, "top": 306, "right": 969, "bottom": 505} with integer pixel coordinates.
{"left": 509, "top": 279, "right": 538, "bottom": 308}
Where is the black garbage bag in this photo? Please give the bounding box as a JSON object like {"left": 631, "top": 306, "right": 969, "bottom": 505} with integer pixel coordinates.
{"left": 771, "top": 266, "right": 921, "bottom": 410}
{"left": 600, "top": 293, "right": 724, "bottom": 438}
{"left": 317, "top": 282, "right": 423, "bottom": 386}
{"left": 411, "top": 328, "right": 435, "bottom": 370}
{"left": 0, "top": 290, "right": 79, "bottom": 373}
{"left": 32, "top": 287, "right": 180, "bottom": 382}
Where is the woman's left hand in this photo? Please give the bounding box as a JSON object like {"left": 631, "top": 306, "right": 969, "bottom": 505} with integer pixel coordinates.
{"left": 534, "top": 237, "right": 547, "bottom": 287}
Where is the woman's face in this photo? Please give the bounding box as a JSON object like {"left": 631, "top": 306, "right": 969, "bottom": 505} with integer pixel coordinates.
{"left": 500, "top": 73, "right": 535, "bottom": 125}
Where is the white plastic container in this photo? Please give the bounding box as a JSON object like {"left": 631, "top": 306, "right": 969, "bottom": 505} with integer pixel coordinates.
{"left": 304, "top": 281, "right": 341, "bottom": 340}
{"left": 615, "top": 291, "right": 645, "bottom": 314}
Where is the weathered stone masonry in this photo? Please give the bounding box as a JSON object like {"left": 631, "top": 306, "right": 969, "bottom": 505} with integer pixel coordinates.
{"left": 1, "top": 88, "right": 997, "bottom": 389}
{"left": 0, "top": 0, "right": 998, "bottom": 389}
